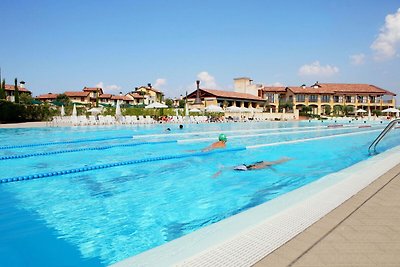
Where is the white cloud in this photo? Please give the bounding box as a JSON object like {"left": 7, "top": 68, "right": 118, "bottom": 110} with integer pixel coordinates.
{"left": 95, "top": 81, "right": 121, "bottom": 93}
{"left": 154, "top": 78, "right": 167, "bottom": 88}
{"left": 197, "top": 71, "right": 218, "bottom": 88}
{"left": 350, "top": 53, "right": 366, "bottom": 65}
{"left": 95, "top": 82, "right": 104, "bottom": 88}
{"left": 371, "top": 8, "right": 400, "bottom": 60}
{"left": 298, "top": 61, "right": 339, "bottom": 76}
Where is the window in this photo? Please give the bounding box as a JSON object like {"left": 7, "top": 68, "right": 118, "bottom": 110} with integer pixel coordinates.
{"left": 321, "top": 95, "right": 330, "bottom": 103}
{"left": 370, "top": 96, "right": 376, "bottom": 103}
{"left": 264, "top": 93, "right": 274, "bottom": 103}
{"left": 333, "top": 96, "right": 342, "bottom": 103}
{"left": 309, "top": 95, "right": 318, "bottom": 102}
{"left": 296, "top": 94, "right": 305, "bottom": 102}
{"left": 345, "top": 96, "right": 353, "bottom": 103}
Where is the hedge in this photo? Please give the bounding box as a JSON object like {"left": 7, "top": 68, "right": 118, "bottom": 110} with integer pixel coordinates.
{"left": 0, "top": 100, "right": 56, "bottom": 123}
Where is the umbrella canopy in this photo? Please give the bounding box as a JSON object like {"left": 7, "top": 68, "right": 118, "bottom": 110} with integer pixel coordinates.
{"left": 189, "top": 108, "right": 201, "bottom": 113}
{"left": 88, "top": 107, "right": 102, "bottom": 114}
{"left": 226, "top": 106, "right": 241, "bottom": 112}
{"left": 355, "top": 109, "right": 367, "bottom": 113}
{"left": 205, "top": 105, "right": 224, "bottom": 112}
{"left": 115, "top": 100, "right": 122, "bottom": 117}
{"left": 382, "top": 107, "right": 400, "bottom": 113}
{"left": 145, "top": 102, "right": 168, "bottom": 109}
{"left": 72, "top": 104, "right": 77, "bottom": 117}
{"left": 61, "top": 105, "right": 65, "bottom": 116}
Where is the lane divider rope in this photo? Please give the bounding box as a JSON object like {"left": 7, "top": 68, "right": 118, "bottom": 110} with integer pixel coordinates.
{"left": 0, "top": 147, "right": 246, "bottom": 184}
{"left": 246, "top": 128, "right": 382, "bottom": 149}
{"left": 131, "top": 125, "right": 349, "bottom": 139}
{"left": 177, "top": 125, "right": 379, "bottom": 143}
{"left": 1, "top": 127, "right": 389, "bottom": 184}
{"left": 1, "top": 126, "right": 378, "bottom": 161}
{"left": 0, "top": 135, "right": 133, "bottom": 150}
{"left": 0, "top": 140, "right": 177, "bottom": 161}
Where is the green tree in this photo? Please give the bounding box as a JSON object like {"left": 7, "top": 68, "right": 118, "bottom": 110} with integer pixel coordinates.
{"left": 56, "top": 93, "right": 71, "bottom": 106}
{"left": 164, "top": 98, "right": 173, "bottom": 108}
{"left": 0, "top": 79, "right": 5, "bottom": 100}
{"left": 324, "top": 105, "right": 331, "bottom": 115}
{"left": 14, "top": 78, "right": 20, "bottom": 103}
{"left": 372, "top": 110, "right": 382, "bottom": 116}
{"left": 333, "top": 105, "right": 343, "bottom": 116}
{"left": 343, "top": 105, "right": 354, "bottom": 116}
{"left": 301, "top": 106, "right": 312, "bottom": 114}
{"left": 178, "top": 99, "right": 185, "bottom": 108}
{"left": 19, "top": 93, "right": 34, "bottom": 104}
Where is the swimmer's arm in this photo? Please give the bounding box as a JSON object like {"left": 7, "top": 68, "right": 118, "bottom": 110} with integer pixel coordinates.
{"left": 212, "top": 165, "right": 234, "bottom": 178}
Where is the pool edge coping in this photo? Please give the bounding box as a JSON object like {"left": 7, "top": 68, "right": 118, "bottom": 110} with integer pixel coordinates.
{"left": 111, "top": 145, "right": 400, "bottom": 267}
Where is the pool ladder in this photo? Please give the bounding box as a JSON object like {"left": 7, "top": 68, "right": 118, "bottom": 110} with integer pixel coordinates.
{"left": 368, "top": 119, "right": 400, "bottom": 155}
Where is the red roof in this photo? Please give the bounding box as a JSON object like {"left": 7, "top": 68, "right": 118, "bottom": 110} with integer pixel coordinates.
{"left": 111, "top": 95, "right": 132, "bottom": 101}
{"left": 36, "top": 93, "right": 58, "bottom": 99}
{"left": 127, "top": 92, "right": 144, "bottom": 99}
{"left": 83, "top": 87, "right": 103, "bottom": 93}
{"left": 137, "top": 86, "right": 162, "bottom": 93}
{"left": 4, "top": 84, "right": 31, "bottom": 93}
{"left": 195, "top": 88, "right": 263, "bottom": 101}
{"left": 99, "top": 94, "right": 112, "bottom": 99}
{"left": 64, "top": 91, "right": 90, "bottom": 97}
{"left": 286, "top": 83, "right": 396, "bottom": 96}
{"left": 261, "top": 87, "right": 288, "bottom": 93}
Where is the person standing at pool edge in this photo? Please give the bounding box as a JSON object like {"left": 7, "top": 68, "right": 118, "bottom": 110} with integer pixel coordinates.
{"left": 202, "top": 134, "right": 227, "bottom": 152}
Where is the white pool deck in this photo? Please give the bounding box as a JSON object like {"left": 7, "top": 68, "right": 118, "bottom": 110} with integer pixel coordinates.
{"left": 112, "top": 145, "right": 400, "bottom": 267}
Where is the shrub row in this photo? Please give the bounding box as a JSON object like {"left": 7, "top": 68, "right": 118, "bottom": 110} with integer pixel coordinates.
{"left": 0, "top": 100, "right": 56, "bottom": 123}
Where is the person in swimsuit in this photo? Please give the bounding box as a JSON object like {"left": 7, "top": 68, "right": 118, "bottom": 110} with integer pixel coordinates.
{"left": 213, "top": 157, "right": 292, "bottom": 178}
{"left": 202, "top": 133, "right": 227, "bottom": 152}
{"left": 233, "top": 157, "right": 292, "bottom": 171}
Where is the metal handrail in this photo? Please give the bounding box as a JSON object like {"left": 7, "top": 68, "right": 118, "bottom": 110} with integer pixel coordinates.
{"left": 368, "top": 119, "right": 400, "bottom": 155}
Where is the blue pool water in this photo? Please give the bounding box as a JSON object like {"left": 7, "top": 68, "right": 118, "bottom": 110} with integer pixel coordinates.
{"left": 0, "top": 121, "right": 399, "bottom": 266}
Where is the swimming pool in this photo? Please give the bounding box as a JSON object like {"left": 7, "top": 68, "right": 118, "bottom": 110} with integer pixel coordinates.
{"left": 0, "top": 121, "right": 399, "bottom": 266}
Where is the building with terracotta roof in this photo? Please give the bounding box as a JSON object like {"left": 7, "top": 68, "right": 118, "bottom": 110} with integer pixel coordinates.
{"left": 36, "top": 93, "right": 58, "bottom": 103}
{"left": 83, "top": 87, "right": 103, "bottom": 106}
{"left": 64, "top": 91, "right": 90, "bottom": 104}
{"left": 259, "top": 82, "right": 396, "bottom": 115}
{"left": 186, "top": 85, "right": 265, "bottom": 110}
{"left": 126, "top": 92, "right": 145, "bottom": 105}
{"left": 134, "top": 83, "right": 164, "bottom": 105}
{"left": 4, "top": 81, "right": 32, "bottom": 102}
{"left": 110, "top": 95, "right": 134, "bottom": 106}
{"left": 98, "top": 94, "right": 112, "bottom": 106}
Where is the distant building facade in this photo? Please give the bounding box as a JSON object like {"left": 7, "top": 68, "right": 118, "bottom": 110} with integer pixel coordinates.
{"left": 4, "top": 81, "right": 32, "bottom": 102}
{"left": 259, "top": 82, "right": 396, "bottom": 115}
{"left": 186, "top": 88, "right": 265, "bottom": 109}
{"left": 134, "top": 83, "right": 163, "bottom": 105}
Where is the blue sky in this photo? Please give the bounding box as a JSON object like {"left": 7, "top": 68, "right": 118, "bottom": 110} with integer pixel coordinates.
{"left": 1, "top": 0, "right": 400, "bottom": 99}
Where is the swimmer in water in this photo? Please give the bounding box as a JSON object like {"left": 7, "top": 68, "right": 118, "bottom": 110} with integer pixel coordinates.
{"left": 213, "top": 157, "right": 292, "bottom": 178}
{"left": 202, "top": 134, "right": 227, "bottom": 152}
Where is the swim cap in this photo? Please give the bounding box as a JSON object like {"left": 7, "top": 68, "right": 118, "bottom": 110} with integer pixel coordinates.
{"left": 218, "top": 133, "right": 227, "bottom": 142}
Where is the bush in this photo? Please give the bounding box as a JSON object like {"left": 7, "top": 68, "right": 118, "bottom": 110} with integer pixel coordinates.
{"left": 0, "top": 100, "right": 56, "bottom": 123}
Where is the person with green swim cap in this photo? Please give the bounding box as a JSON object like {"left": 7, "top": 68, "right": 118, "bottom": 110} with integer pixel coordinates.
{"left": 202, "top": 133, "right": 227, "bottom": 152}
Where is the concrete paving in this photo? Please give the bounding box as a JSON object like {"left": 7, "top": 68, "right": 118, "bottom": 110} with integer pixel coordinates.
{"left": 254, "top": 163, "right": 400, "bottom": 267}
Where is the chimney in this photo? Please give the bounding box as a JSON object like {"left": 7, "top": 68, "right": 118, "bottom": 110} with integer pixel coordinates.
{"left": 19, "top": 81, "right": 25, "bottom": 89}
{"left": 301, "top": 84, "right": 306, "bottom": 89}
{"left": 194, "top": 80, "right": 202, "bottom": 105}
{"left": 147, "top": 83, "right": 152, "bottom": 88}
